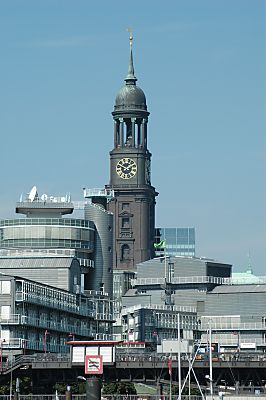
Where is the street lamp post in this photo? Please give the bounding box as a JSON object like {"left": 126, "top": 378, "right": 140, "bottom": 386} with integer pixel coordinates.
{"left": 208, "top": 320, "right": 213, "bottom": 398}
{"left": 0, "top": 338, "right": 6, "bottom": 372}
{"left": 9, "top": 349, "right": 13, "bottom": 400}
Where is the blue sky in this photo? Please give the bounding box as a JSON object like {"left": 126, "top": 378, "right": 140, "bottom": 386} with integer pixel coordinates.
{"left": 0, "top": 1, "right": 265, "bottom": 273}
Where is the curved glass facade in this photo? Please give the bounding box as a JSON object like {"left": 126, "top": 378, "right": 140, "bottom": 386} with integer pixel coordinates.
{"left": 0, "top": 218, "right": 95, "bottom": 250}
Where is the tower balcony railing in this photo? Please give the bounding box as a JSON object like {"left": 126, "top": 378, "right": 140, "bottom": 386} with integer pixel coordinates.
{"left": 83, "top": 188, "right": 114, "bottom": 199}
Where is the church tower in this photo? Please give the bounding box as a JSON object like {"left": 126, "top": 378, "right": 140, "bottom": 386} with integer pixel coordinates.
{"left": 106, "top": 33, "right": 158, "bottom": 270}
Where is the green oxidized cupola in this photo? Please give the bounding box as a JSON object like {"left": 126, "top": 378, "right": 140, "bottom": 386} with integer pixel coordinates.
{"left": 114, "top": 33, "right": 147, "bottom": 112}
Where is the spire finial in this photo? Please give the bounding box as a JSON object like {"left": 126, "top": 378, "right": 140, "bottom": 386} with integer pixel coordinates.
{"left": 127, "top": 27, "right": 133, "bottom": 47}
{"left": 125, "top": 27, "right": 137, "bottom": 85}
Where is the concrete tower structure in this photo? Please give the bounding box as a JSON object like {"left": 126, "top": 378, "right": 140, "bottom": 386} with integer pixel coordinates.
{"left": 106, "top": 33, "right": 158, "bottom": 271}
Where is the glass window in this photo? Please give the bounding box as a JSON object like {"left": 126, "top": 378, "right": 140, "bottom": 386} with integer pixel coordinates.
{"left": 2, "top": 281, "right": 11, "bottom": 294}
{"left": 122, "top": 203, "right": 129, "bottom": 211}
{"left": 122, "top": 218, "right": 130, "bottom": 228}
{"left": 1, "top": 305, "right": 10, "bottom": 319}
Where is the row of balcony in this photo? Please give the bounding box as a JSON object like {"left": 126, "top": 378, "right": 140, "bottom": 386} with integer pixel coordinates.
{"left": 123, "top": 321, "right": 266, "bottom": 332}
{"left": 0, "top": 312, "right": 113, "bottom": 328}
{"left": 199, "top": 321, "right": 266, "bottom": 331}
{"left": 16, "top": 291, "right": 96, "bottom": 317}
{"left": 0, "top": 314, "right": 95, "bottom": 337}
{"left": 0, "top": 337, "right": 72, "bottom": 353}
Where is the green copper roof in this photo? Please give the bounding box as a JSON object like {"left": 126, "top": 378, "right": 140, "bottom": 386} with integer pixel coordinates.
{"left": 232, "top": 268, "right": 263, "bottom": 284}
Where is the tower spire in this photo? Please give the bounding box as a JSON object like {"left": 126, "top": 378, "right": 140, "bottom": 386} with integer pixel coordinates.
{"left": 125, "top": 28, "right": 137, "bottom": 85}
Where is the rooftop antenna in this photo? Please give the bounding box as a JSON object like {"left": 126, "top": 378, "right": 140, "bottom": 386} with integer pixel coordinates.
{"left": 247, "top": 251, "right": 253, "bottom": 273}
{"left": 28, "top": 186, "right": 38, "bottom": 202}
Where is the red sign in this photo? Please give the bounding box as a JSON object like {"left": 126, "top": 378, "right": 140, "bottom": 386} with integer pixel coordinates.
{"left": 85, "top": 355, "right": 103, "bottom": 375}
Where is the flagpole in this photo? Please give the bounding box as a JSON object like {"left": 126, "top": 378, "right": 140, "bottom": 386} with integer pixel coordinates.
{"left": 168, "top": 355, "right": 172, "bottom": 400}
{"left": 209, "top": 320, "right": 213, "bottom": 398}
{"left": 178, "top": 312, "right": 182, "bottom": 400}
{"left": 164, "top": 240, "right": 167, "bottom": 283}
{"left": 170, "top": 365, "right": 172, "bottom": 400}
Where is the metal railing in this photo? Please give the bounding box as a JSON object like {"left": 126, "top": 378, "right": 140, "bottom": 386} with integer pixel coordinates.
{"left": 134, "top": 276, "right": 231, "bottom": 286}
{"left": 0, "top": 315, "right": 20, "bottom": 324}
{"left": 122, "top": 303, "right": 197, "bottom": 314}
{"left": 134, "top": 275, "right": 266, "bottom": 286}
{"left": 83, "top": 188, "right": 114, "bottom": 199}
{"left": 199, "top": 321, "right": 266, "bottom": 331}
{"left": 0, "top": 396, "right": 203, "bottom": 400}
{"left": 19, "top": 316, "right": 94, "bottom": 336}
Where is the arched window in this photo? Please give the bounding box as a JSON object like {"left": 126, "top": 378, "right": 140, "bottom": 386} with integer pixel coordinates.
{"left": 121, "top": 244, "right": 130, "bottom": 260}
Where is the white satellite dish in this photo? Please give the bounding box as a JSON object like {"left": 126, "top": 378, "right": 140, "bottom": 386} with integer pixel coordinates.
{"left": 28, "top": 186, "right": 37, "bottom": 202}
{"left": 41, "top": 194, "right": 48, "bottom": 202}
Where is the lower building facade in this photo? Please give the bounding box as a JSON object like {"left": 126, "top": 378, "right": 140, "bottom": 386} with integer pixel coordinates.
{"left": 119, "top": 256, "right": 266, "bottom": 352}
{"left": 0, "top": 187, "right": 114, "bottom": 362}
{"left": 0, "top": 273, "right": 113, "bottom": 362}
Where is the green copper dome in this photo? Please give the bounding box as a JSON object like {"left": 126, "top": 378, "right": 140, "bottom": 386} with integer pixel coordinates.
{"left": 114, "top": 33, "right": 147, "bottom": 112}
{"left": 114, "top": 85, "right": 147, "bottom": 111}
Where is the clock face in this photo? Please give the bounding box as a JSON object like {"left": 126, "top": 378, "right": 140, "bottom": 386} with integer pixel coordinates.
{"left": 116, "top": 158, "right": 137, "bottom": 179}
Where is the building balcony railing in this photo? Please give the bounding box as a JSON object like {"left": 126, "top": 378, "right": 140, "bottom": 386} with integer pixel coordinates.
{"left": 200, "top": 336, "right": 266, "bottom": 347}
{"left": 133, "top": 276, "right": 231, "bottom": 286}
{"left": 17, "top": 293, "right": 80, "bottom": 314}
{"left": 96, "top": 313, "right": 114, "bottom": 321}
{"left": 122, "top": 303, "right": 197, "bottom": 315}
{"left": 199, "top": 322, "right": 266, "bottom": 331}
{"left": 133, "top": 275, "right": 266, "bottom": 287}
{"left": 95, "top": 333, "right": 115, "bottom": 341}
{"left": 1, "top": 337, "right": 73, "bottom": 353}
{"left": 0, "top": 314, "right": 95, "bottom": 337}
{"left": 20, "top": 316, "right": 94, "bottom": 336}
{"left": 156, "top": 322, "right": 197, "bottom": 329}
{"left": 0, "top": 315, "right": 20, "bottom": 324}
{"left": 16, "top": 292, "right": 95, "bottom": 318}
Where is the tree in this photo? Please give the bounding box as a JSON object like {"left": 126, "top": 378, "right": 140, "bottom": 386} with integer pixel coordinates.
{"left": 102, "top": 382, "right": 137, "bottom": 395}
{"left": 53, "top": 382, "right": 86, "bottom": 394}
